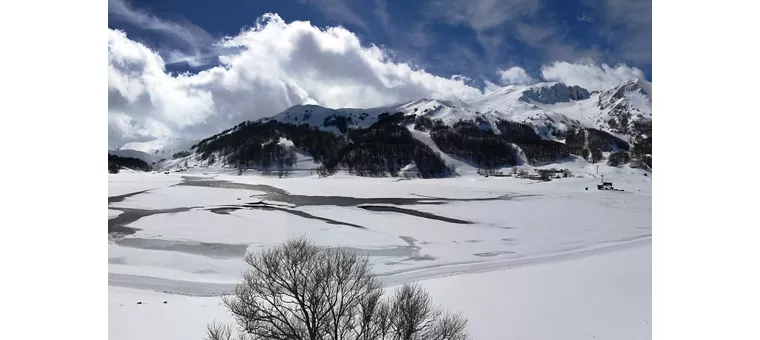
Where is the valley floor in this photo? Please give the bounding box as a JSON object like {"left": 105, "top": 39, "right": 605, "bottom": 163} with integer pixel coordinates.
{"left": 108, "top": 161, "right": 651, "bottom": 339}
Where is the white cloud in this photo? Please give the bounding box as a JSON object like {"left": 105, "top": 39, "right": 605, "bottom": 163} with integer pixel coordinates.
{"left": 497, "top": 66, "right": 535, "bottom": 85}
{"left": 108, "top": 29, "right": 217, "bottom": 148}
{"left": 425, "top": 0, "right": 539, "bottom": 60}
{"left": 108, "top": 13, "right": 483, "bottom": 147}
{"left": 483, "top": 80, "right": 502, "bottom": 93}
{"left": 540, "top": 60, "right": 648, "bottom": 91}
{"left": 297, "top": 0, "right": 368, "bottom": 31}
{"left": 108, "top": 0, "right": 217, "bottom": 65}
{"left": 427, "top": 0, "right": 539, "bottom": 31}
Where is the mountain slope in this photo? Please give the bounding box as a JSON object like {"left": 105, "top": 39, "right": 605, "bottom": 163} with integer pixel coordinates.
{"left": 154, "top": 78, "right": 651, "bottom": 176}
{"left": 108, "top": 149, "right": 160, "bottom": 165}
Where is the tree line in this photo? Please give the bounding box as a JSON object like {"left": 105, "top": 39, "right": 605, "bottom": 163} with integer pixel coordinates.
{"left": 108, "top": 153, "right": 151, "bottom": 173}
{"left": 193, "top": 113, "right": 454, "bottom": 178}
{"left": 192, "top": 112, "right": 650, "bottom": 175}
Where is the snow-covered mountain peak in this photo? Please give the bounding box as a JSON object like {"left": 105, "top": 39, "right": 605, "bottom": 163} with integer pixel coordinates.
{"left": 601, "top": 78, "right": 650, "bottom": 99}
{"left": 598, "top": 78, "right": 652, "bottom": 113}
{"left": 117, "top": 137, "right": 198, "bottom": 156}
{"left": 517, "top": 82, "right": 591, "bottom": 104}
{"left": 235, "top": 78, "right": 652, "bottom": 144}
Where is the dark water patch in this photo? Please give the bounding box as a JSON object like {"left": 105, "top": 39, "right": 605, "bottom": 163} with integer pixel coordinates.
{"left": 410, "top": 193, "right": 537, "bottom": 201}
{"left": 108, "top": 207, "right": 197, "bottom": 237}
{"left": 176, "top": 180, "right": 289, "bottom": 195}
{"left": 464, "top": 240, "right": 483, "bottom": 243}
{"left": 208, "top": 207, "right": 238, "bottom": 215}
{"left": 334, "top": 245, "right": 418, "bottom": 258}
{"left": 408, "top": 254, "right": 437, "bottom": 261}
{"left": 110, "top": 177, "right": 525, "bottom": 238}
{"left": 245, "top": 204, "right": 366, "bottom": 229}
{"left": 108, "top": 190, "right": 151, "bottom": 204}
{"left": 115, "top": 238, "right": 249, "bottom": 258}
{"left": 208, "top": 203, "right": 366, "bottom": 229}
{"left": 278, "top": 195, "right": 451, "bottom": 207}
{"left": 358, "top": 205, "right": 473, "bottom": 224}
{"left": 108, "top": 257, "right": 127, "bottom": 264}
{"left": 384, "top": 254, "right": 438, "bottom": 265}
{"left": 176, "top": 177, "right": 521, "bottom": 207}
{"left": 473, "top": 250, "right": 516, "bottom": 257}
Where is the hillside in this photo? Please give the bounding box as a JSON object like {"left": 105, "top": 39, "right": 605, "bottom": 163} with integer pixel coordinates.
{"left": 108, "top": 149, "right": 161, "bottom": 165}
{"left": 108, "top": 153, "right": 152, "bottom": 172}
{"left": 144, "top": 78, "right": 651, "bottom": 177}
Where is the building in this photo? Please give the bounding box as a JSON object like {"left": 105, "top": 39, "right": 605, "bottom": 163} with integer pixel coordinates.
{"left": 598, "top": 182, "right": 614, "bottom": 190}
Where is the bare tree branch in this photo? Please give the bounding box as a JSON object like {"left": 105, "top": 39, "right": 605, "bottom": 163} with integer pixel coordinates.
{"left": 206, "top": 237, "right": 470, "bottom": 340}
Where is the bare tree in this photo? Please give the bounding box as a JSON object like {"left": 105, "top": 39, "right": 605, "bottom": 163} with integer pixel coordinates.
{"left": 207, "top": 237, "right": 469, "bottom": 340}
{"left": 386, "top": 284, "right": 468, "bottom": 340}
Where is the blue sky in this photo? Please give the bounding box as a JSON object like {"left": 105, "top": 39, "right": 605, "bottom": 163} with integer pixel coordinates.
{"left": 109, "top": 0, "right": 651, "bottom": 87}
{"left": 107, "top": 0, "right": 651, "bottom": 147}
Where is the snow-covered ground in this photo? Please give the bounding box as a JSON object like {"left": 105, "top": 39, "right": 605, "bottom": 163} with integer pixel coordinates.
{"left": 108, "top": 172, "right": 183, "bottom": 197}
{"left": 109, "top": 242, "right": 650, "bottom": 340}
{"left": 108, "top": 167, "right": 650, "bottom": 339}
{"left": 419, "top": 242, "right": 651, "bottom": 340}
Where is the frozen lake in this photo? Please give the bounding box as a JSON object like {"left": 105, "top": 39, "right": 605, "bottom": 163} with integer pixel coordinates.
{"left": 108, "top": 166, "right": 651, "bottom": 294}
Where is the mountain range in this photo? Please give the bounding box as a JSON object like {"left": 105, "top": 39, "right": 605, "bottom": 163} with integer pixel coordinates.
{"left": 110, "top": 78, "right": 652, "bottom": 176}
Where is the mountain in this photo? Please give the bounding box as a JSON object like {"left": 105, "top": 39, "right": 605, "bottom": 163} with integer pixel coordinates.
{"left": 594, "top": 78, "right": 652, "bottom": 135}
{"left": 108, "top": 148, "right": 160, "bottom": 165}
{"left": 108, "top": 153, "right": 152, "bottom": 172}
{"left": 267, "top": 80, "right": 650, "bottom": 142}
{"left": 117, "top": 137, "right": 198, "bottom": 158}
{"left": 158, "top": 78, "right": 652, "bottom": 176}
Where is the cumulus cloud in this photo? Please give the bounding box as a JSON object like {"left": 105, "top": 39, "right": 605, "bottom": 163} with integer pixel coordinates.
{"left": 108, "top": 13, "right": 483, "bottom": 147}
{"left": 497, "top": 66, "right": 535, "bottom": 85}
{"left": 540, "top": 60, "right": 648, "bottom": 91}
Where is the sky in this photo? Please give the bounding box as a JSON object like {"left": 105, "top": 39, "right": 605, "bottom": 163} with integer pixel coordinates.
{"left": 108, "top": 0, "right": 652, "bottom": 149}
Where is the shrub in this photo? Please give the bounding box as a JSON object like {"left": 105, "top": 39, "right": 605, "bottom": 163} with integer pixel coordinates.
{"left": 108, "top": 162, "right": 120, "bottom": 174}
{"left": 590, "top": 149, "right": 603, "bottom": 163}
{"left": 607, "top": 152, "right": 631, "bottom": 167}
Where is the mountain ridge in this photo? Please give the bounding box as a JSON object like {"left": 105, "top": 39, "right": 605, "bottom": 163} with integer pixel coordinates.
{"left": 117, "top": 78, "right": 652, "bottom": 175}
